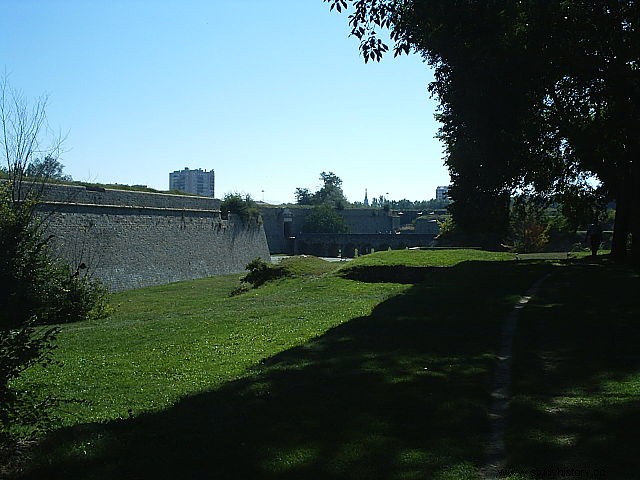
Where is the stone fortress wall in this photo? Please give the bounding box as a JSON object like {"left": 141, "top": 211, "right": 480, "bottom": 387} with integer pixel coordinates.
{"left": 294, "top": 233, "right": 438, "bottom": 257}
{"left": 38, "top": 184, "right": 270, "bottom": 291}
{"left": 260, "top": 206, "right": 438, "bottom": 255}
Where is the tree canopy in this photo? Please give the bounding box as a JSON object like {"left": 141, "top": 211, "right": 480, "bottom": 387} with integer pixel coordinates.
{"left": 325, "top": 0, "right": 640, "bottom": 262}
{"left": 24, "top": 156, "right": 72, "bottom": 181}
{"left": 294, "top": 171, "right": 348, "bottom": 209}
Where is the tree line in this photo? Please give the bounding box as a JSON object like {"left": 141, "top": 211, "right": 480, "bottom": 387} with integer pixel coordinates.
{"left": 294, "top": 171, "right": 449, "bottom": 210}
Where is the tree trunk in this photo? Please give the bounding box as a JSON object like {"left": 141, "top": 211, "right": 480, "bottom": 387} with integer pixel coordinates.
{"left": 629, "top": 157, "right": 640, "bottom": 266}
{"left": 611, "top": 184, "right": 630, "bottom": 260}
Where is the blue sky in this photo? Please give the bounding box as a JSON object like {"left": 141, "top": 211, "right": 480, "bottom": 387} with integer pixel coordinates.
{"left": 1, "top": 0, "right": 449, "bottom": 204}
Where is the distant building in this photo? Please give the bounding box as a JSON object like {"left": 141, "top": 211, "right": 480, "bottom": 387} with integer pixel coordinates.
{"left": 364, "top": 188, "right": 369, "bottom": 207}
{"left": 169, "top": 167, "right": 215, "bottom": 197}
{"left": 436, "top": 185, "right": 450, "bottom": 202}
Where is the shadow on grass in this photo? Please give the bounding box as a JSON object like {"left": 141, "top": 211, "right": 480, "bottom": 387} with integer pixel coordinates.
{"left": 339, "top": 265, "right": 442, "bottom": 284}
{"left": 508, "top": 258, "right": 640, "bottom": 479}
{"left": 16, "top": 260, "right": 554, "bottom": 480}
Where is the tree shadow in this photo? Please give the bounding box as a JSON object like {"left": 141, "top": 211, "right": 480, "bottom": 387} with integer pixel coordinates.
{"left": 339, "top": 265, "right": 442, "bottom": 284}
{"left": 16, "top": 260, "right": 554, "bottom": 480}
{"left": 507, "top": 261, "right": 640, "bottom": 479}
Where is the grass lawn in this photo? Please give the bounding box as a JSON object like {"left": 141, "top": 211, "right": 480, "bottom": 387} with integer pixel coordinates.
{"left": 507, "top": 258, "right": 640, "bottom": 479}
{"left": 9, "top": 250, "right": 640, "bottom": 479}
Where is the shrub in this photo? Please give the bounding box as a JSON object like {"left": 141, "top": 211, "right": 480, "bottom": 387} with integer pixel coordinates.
{"left": 509, "top": 195, "right": 550, "bottom": 253}
{"left": 241, "top": 258, "right": 288, "bottom": 287}
{"left": 0, "top": 182, "right": 108, "bottom": 458}
{"left": 437, "top": 215, "right": 456, "bottom": 235}
{"left": 220, "top": 193, "right": 261, "bottom": 225}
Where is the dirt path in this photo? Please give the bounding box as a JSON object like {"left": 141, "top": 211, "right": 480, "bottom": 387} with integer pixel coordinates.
{"left": 483, "top": 274, "right": 552, "bottom": 479}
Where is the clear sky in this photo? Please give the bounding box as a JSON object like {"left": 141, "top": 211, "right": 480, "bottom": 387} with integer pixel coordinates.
{"left": 1, "top": 0, "right": 449, "bottom": 204}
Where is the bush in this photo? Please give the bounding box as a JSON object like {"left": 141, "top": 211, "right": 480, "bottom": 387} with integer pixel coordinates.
{"left": 241, "top": 258, "right": 288, "bottom": 288}
{"left": 0, "top": 181, "right": 108, "bottom": 458}
{"left": 220, "top": 193, "right": 261, "bottom": 225}
{"left": 509, "top": 195, "right": 550, "bottom": 253}
{"left": 437, "top": 216, "right": 456, "bottom": 235}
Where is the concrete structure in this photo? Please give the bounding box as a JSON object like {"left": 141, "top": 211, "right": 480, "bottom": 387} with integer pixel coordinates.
{"left": 38, "top": 184, "right": 269, "bottom": 291}
{"left": 436, "top": 185, "right": 450, "bottom": 202}
{"left": 414, "top": 217, "right": 440, "bottom": 234}
{"left": 169, "top": 167, "right": 215, "bottom": 197}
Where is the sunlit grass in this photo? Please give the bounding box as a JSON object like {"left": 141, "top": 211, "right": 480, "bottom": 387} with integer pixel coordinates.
{"left": 344, "top": 248, "right": 515, "bottom": 268}
{"left": 10, "top": 252, "right": 639, "bottom": 480}
{"left": 18, "top": 266, "right": 406, "bottom": 425}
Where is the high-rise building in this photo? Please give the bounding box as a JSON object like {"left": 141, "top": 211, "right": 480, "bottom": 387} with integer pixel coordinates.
{"left": 169, "top": 167, "right": 215, "bottom": 197}
{"left": 436, "top": 185, "right": 450, "bottom": 201}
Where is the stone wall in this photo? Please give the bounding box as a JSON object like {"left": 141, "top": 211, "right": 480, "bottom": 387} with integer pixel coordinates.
{"left": 294, "top": 233, "right": 437, "bottom": 257}
{"left": 259, "top": 206, "right": 296, "bottom": 254}
{"left": 338, "top": 209, "right": 398, "bottom": 233}
{"left": 37, "top": 185, "right": 270, "bottom": 291}
{"left": 39, "top": 183, "right": 221, "bottom": 210}
{"left": 260, "top": 206, "right": 400, "bottom": 254}
{"left": 414, "top": 217, "right": 441, "bottom": 234}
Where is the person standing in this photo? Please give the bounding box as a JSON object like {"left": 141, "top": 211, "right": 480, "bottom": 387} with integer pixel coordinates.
{"left": 586, "top": 222, "right": 603, "bottom": 257}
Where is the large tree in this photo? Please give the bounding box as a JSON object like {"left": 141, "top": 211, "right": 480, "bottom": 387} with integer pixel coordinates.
{"left": 294, "top": 171, "right": 348, "bottom": 209}
{"left": 325, "top": 0, "right": 640, "bottom": 262}
{"left": 538, "top": 1, "right": 640, "bottom": 260}
{"left": 326, "top": 1, "right": 564, "bottom": 235}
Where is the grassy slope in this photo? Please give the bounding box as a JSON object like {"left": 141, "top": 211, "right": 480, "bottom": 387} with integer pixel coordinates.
{"left": 18, "top": 264, "right": 404, "bottom": 425}
{"left": 12, "top": 251, "right": 639, "bottom": 479}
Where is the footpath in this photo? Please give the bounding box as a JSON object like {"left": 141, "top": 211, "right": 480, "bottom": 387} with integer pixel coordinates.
{"left": 483, "top": 274, "right": 552, "bottom": 479}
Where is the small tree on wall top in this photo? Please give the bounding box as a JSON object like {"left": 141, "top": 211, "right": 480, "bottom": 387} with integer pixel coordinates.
{"left": 220, "top": 193, "right": 261, "bottom": 225}
{"left": 294, "top": 172, "right": 348, "bottom": 209}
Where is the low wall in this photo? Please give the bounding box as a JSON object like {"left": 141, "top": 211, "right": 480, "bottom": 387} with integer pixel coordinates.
{"left": 36, "top": 185, "right": 269, "bottom": 291}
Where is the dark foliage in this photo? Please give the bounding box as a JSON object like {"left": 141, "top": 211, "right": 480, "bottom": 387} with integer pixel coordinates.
{"left": 241, "top": 258, "right": 288, "bottom": 288}
{"left": 325, "top": 0, "right": 640, "bottom": 262}
{"left": 294, "top": 172, "right": 348, "bottom": 208}
{"left": 24, "top": 157, "right": 72, "bottom": 182}
{"left": 301, "top": 204, "right": 349, "bottom": 234}
{"left": 0, "top": 182, "right": 108, "bottom": 460}
{"left": 220, "top": 193, "right": 261, "bottom": 225}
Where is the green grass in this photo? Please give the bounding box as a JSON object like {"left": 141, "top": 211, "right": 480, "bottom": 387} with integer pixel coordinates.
{"left": 345, "top": 248, "right": 515, "bottom": 268}
{"left": 277, "top": 255, "right": 340, "bottom": 276}
{"left": 507, "top": 258, "right": 640, "bottom": 479}
{"left": 17, "top": 266, "right": 402, "bottom": 426}
{"left": 9, "top": 251, "right": 640, "bottom": 479}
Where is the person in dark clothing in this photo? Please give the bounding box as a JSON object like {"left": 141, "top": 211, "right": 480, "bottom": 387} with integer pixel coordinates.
{"left": 586, "top": 222, "right": 603, "bottom": 257}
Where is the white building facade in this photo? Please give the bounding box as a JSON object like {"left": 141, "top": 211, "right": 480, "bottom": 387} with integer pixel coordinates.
{"left": 436, "top": 185, "right": 450, "bottom": 202}
{"left": 169, "top": 167, "right": 215, "bottom": 197}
